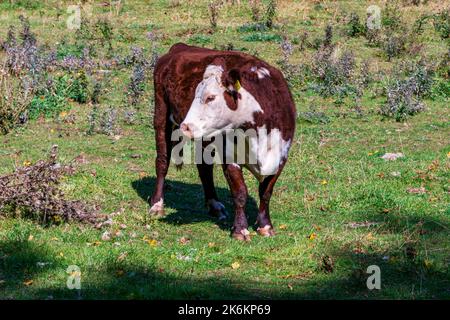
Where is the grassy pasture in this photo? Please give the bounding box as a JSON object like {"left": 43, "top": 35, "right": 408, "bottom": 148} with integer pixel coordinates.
{"left": 0, "top": 0, "right": 449, "bottom": 299}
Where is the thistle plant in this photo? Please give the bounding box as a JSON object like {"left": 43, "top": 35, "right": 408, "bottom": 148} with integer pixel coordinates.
{"left": 265, "top": 0, "right": 277, "bottom": 29}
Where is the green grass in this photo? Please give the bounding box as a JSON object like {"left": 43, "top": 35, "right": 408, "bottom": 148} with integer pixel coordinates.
{"left": 0, "top": 0, "right": 449, "bottom": 299}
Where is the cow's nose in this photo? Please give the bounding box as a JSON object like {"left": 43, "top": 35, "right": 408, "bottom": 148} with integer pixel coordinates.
{"left": 180, "top": 123, "right": 193, "bottom": 139}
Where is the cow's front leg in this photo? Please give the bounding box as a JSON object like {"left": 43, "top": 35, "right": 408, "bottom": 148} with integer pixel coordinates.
{"left": 149, "top": 91, "right": 172, "bottom": 217}
{"left": 149, "top": 126, "right": 172, "bottom": 217}
{"left": 256, "top": 163, "right": 285, "bottom": 237}
{"left": 197, "top": 163, "right": 228, "bottom": 221}
{"left": 222, "top": 164, "right": 250, "bottom": 241}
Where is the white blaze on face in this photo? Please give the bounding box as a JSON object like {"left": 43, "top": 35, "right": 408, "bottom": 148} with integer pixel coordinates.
{"left": 181, "top": 64, "right": 263, "bottom": 139}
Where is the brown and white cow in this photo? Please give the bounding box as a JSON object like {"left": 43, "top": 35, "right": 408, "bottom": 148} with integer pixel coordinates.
{"left": 149, "top": 43, "right": 296, "bottom": 241}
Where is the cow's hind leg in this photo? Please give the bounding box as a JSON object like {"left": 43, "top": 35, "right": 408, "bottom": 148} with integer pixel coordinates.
{"left": 256, "top": 163, "right": 286, "bottom": 237}
{"left": 197, "top": 163, "right": 228, "bottom": 221}
{"left": 222, "top": 164, "right": 250, "bottom": 241}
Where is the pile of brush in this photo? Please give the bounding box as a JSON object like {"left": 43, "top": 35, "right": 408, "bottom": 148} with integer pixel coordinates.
{"left": 0, "top": 145, "right": 100, "bottom": 224}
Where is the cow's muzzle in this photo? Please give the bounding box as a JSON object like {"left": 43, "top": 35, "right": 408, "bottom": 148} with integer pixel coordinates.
{"left": 180, "top": 122, "right": 194, "bottom": 139}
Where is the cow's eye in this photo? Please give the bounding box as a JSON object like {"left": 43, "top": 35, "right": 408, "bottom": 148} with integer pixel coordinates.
{"left": 205, "top": 95, "right": 216, "bottom": 104}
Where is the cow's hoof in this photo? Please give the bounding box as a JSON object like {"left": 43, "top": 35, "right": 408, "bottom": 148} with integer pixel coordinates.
{"left": 257, "top": 225, "right": 276, "bottom": 237}
{"left": 232, "top": 228, "right": 251, "bottom": 242}
{"left": 207, "top": 199, "right": 228, "bottom": 221}
{"left": 148, "top": 199, "right": 165, "bottom": 217}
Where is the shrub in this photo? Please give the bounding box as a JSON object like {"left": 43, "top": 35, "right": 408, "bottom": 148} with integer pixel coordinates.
{"left": 0, "top": 16, "right": 92, "bottom": 129}
{"left": 208, "top": 1, "right": 221, "bottom": 30}
{"left": 365, "top": 2, "right": 409, "bottom": 61}
{"left": 28, "top": 78, "right": 68, "bottom": 119}
{"left": 298, "top": 31, "right": 309, "bottom": 51}
{"left": 277, "top": 37, "right": 299, "bottom": 86}
{"left": 0, "top": 145, "right": 100, "bottom": 225}
{"left": 123, "top": 109, "right": 137, "bottom": 125}
{"left": 56, "top": 39, "right": 86, "bottom": 59}
{"left": 357, "top": 60, "right": 372, "bottom": 90}
{"left": 307, "top": 26, "right": 359, "bottom": 97}
{"left": 413, "top": 14, "right": 431, "bottom": 35}
{"left": 382, "top": 1, "right": 404, "bottom": 31}
{"left": 310, "top": 24, "right": 334, "bottom": 50}
{"left": 346, "top": 12, "right": 366, "bottom": 37}
{"left": 90, "top": 79, "right": 103, "bottom": 105}
{"left": 241, "top": 32, "right": 281, "bottom": 42}
{"left": 58, "top": 53, "right": 95, "bottom": 72}
{"left": 431, "top": 79, "right": 450, "bottom": 99}
{"left": 122, "top": 46, "right": 146, "bottom": 66}
{"left": 323, "top": 24, "right": 333, "bottom": 47}
{"left": 188, "top": 34, "right": 212, "bottom": 45}
{"left": 405, "top": 62, "right": 434, "bottom": 98}
{"left": 249, "top": 0, "right": 262, "bottom": 22}
{"left": 1, "top": 0, "right": 41, "bottom": 10}
{"left": 1, "top": 16, "right": 59, "bottom": 93}
{"left": 87, "top": 105, "right": 99, "bottom": 136}
{"left": 383, "top": 35, "right": 406, "bottom": 61}
{"left": 2, "top": 16, "right": 43, "bottom": 76}
{"left": 122, "top": 46, "right": 155, "bottom": 108}
{"left": 127, "top": 63, "right": 146, "bottom": 107}
{"left": 298, "top": 107, "right": 330, "bottom": 124}
{"left": 310, "top": 46, "right": 356, "bottom": 97}
{"left": 87, "top": 106, "right": 120, "bottom": 136}
{"left": 365, "top": 28, "right": 381, "bottom": 47}
{"left": 394, "top": 60, "right": 435, "bottom": 97}
{"left": 381, "top": 80, "right": 426, "bottom": 121}
{"left": 96, "top": 18, "right": 114, "bottom": 52}
{"left": 380, "top": 61, "right": 433, "bottom": 121}
{"left": 67, "top": 71, "right": 89, "bottom": 103}
{"left": 432, "top": 9, "right": 450, "bottom": 39}
{"left": 99, "top": 107, "right": 119, "bottom": 136}
{"left": 413, "top": 10, "right": 449, "bottom": 39}
{"left": 0, "top": 67, "right": 33, "bottom": 134}
{"left": 74, "top": 17, "right": 95, "bottom": 51}
{"left": 437, "top": 49, "right": 449, "bottom": 79}
{"left": 237, "top": 22, "right": 268, "bottom": 33}
{"left": 280, "top": 36, "right": 293, "bottom": 59}
{"left": 28, "top": 72, "right": 88, "bottom": 119}
{"left": 264, "top": 0, "right": 277, "bottom": 29}
{"left": 147, "top": 34, "right": 160, "bottom": 70}
{"left": 75, "top": 17, "right": 114, "bottom": 56}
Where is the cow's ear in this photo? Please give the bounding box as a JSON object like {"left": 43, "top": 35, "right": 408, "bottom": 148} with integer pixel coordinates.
{"left": 224, "top": 69, "right": 241, "bottom": 92}
{"left": 223, "top": 69, "right": 241, "bottom": 110}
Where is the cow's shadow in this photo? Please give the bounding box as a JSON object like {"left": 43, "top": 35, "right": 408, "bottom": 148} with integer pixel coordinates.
{"left": 131, "top": 177, "right": 259, "bottom": 231}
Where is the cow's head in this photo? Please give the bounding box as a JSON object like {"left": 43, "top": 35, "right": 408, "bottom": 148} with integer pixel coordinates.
{"left": 180, "top": 63, "right": 243, "bottom": 139}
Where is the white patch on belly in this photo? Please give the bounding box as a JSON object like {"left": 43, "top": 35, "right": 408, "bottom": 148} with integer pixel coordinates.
{"left": 245, "top": 126, "right": 291, "bottom": 181}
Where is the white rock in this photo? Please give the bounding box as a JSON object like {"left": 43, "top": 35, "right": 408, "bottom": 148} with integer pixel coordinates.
{"left": 381, "top": 153, "right": 404, "bottom": 161}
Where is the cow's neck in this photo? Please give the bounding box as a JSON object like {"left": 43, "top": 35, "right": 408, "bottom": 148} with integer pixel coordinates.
{"left": 231, "top": 87, "right": 264, "bottom": 128}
